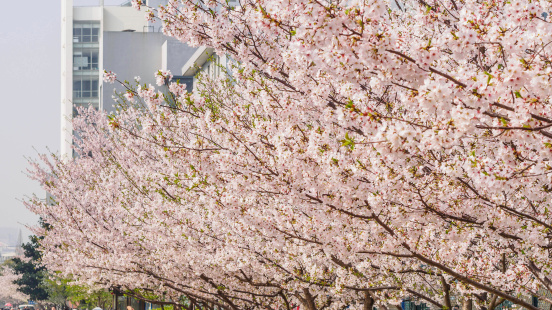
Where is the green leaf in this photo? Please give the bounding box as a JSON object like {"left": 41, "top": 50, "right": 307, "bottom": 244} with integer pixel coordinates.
{"left": 484, "top": 71, "right": 493, "bottom": 85}
{"left": 345, "top": 100, "right": 354, "bottom": 109}
{"left": 451, "top": 31, "right": 458, "bottom": 40}
{"left": 340, "top": 132, "right": 355, "bottom": 150}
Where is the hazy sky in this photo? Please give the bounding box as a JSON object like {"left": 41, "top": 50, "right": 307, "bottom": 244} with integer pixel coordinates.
{"left": 0, "top": 0, "right": 129, "bottom": 240}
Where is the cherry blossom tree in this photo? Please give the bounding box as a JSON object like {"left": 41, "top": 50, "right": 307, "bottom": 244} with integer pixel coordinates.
{"left": 0, "top": 266, "right": 30, "bottom": 304}
{"left": 26, "top": 1, "right": 552, "bottom": 310}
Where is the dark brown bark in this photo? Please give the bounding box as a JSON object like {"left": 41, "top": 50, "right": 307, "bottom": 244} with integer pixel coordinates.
{"left": 364, "top": 291, "right": 375, "bottom": 310}
{"left": 488, "top": 294, "right": 498, "bottom": 310}
{"left": 441, "top": 276, "right": 452, "bottom": 310}
{"left": 462, "top": 299, "right": 472, "bottom": 310}
{"left": 302, "top": 288, "right": 317, "bottom": 310}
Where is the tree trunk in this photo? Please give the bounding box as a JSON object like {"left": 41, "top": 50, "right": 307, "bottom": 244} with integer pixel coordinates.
{"left": 487, "top": 294, "right": 498, "bottom": 310}
{"left": 364, "top": 291, "right": 375, "bottom": 310}
{"left": 462, "top": 299, "right": 472, "bottom": 310}
{"left": 302, "top": 288, "right": 317, "bottom": 310}
{"left": 441, "top": 276, "right": 452, "bottom": 310}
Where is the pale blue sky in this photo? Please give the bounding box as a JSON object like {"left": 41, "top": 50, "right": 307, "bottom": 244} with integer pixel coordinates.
{"left": 0, "top": 0, "right": 129, "bottom": 240}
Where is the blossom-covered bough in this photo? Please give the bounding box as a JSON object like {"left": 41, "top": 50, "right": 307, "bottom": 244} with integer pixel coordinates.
{"left": 27, "top": 1, "right": 552, "bottom": 310}
{"left": 0, "top": 266, "right": 29, "bottom": 303}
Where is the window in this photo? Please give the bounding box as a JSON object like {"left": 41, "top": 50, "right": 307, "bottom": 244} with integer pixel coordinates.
{"left": 116, "top": 296, "right": 126, "bottom": 310}
{"left": 73, "top": 49, "right": 99, "bottom": 71}
{"left": 172, "top": 76, "right": 194, "bottom": 92}
{"left": 73, "top": 23, "right": 100, "bottom": 43}
{"left": 532, "top": 297, "right": 539, "bottom": 308}
{"left": 73, "top": 76, "right": 99, "bottom": 98}
{"left": 129, "top": 297, "right": 140, "bottom": 310}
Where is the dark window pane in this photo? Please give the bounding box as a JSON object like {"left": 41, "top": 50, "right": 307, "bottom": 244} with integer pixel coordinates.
{"left": 92, "top": 80, "right": 98, "bottom": 89}
{"left": 130, "top": 297, "right": 139, "bottom": 310}
{"left": 117, "top": 296, "right": 126, "bottom": 310}
{"left": 92, "top": 35, "right": 99, "bottom": 43}
{"left": 83, "top": 91, "right": 91, "bottom": 98}
{"left": 92, "top": 28, "right": 99, "bottom": 35}
{"left": 85, "top": 52, "right": 92, "bottom": 69}
{"left": 83, "top": 28, "right": 91, "bottom": 35}
{"left": 83, "top": 80, "right": 91, "bottom": 91}
{"left": 83, "top": 36, "right": 91, "bottom": 42}
{"left": 532, "top": 297, "right": 538, "bottom": 308}
{"left": 91, "top": 52, "right": 98, "bottom": 67}
{"left": 74, "top": 28, "right": 81, "bottom": 35}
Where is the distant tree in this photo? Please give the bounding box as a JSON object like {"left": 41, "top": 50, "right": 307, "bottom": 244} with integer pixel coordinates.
{"left": 42, "top": 276, "right": 71, "bottom": 309}
{"left": 11, "top": 221, "right": 112, "bottom": 309}
{"left": 11, "top": 234, "right": 48, "bottom": 301}
{"left": 44, "top": 276, "right": 113, "bottom": 310}
{"left": 68, "top": 285, "right": 112, "bottom": 310}
{"left": 0, "top": 266, "right": 29, "bottom": 304}
{"left": 1, "top": 258, "right": 16, "bottom": 269}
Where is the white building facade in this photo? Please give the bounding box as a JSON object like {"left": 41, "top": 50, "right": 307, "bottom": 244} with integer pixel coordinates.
{"left": 61, "top": 0, "right": 197, "bottom": 158}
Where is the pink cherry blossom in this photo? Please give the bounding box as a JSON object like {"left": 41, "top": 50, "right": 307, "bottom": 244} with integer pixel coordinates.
{"left": 26, "top": 1, "right": 552, "bottom": 310}
{"left": 103, "top": 70, "right": 117, "bottom": 84}
{"left": 0, "top": 267, "right": 28, "bottom": 303}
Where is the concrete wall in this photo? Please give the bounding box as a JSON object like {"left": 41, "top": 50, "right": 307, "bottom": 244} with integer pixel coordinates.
{"left": 102, "top": 32, "right": 163, "bottom": 113}
{"left": 163, "top": 38, "right": 197, "bottom": 73}
{"left": 103, "top": 7, "right": 148, "bottom": 32}
{"left": 146, "top": 0, "right": 169, "bottom": 32}
{"left": 146, "top": 0, "right": 169, "bottom": 7}
{"left": 74, "top": 6, "right": 102, "bottom": 21}
{"left": 61, "top": 0, "right": 74, "bottom": 159}
{"left": 102, "top": 32, "right": 196, "bottom": 114}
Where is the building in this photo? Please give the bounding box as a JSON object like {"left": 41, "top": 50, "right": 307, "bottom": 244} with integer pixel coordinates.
{"left": 180, "top": 46, "right": 236, "bottom": 90}
{"left": 61, "top": 0, "right": 198, "bottom": 158}
{"left": 0, "top": 229, "right": 24, "bottom": 263}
